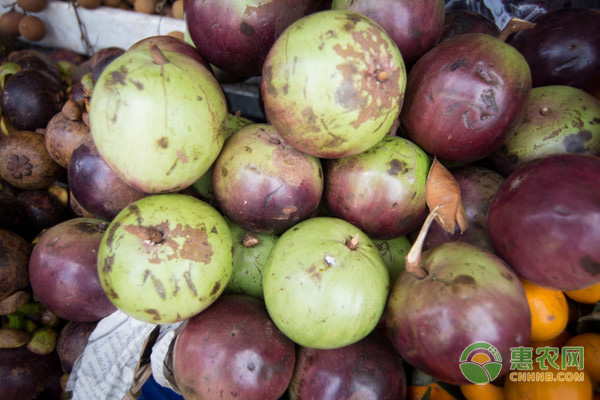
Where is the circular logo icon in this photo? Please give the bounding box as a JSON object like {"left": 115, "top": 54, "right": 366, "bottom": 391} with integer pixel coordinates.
{"left": 459, "top": 341, "right": 503, "bottom": 384}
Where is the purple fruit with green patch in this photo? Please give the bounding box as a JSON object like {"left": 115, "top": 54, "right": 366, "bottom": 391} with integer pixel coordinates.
{"left": 128, "top": 34, "right": 211, "bottom": 72}
{"left": 385, "top": 241, "right": 531, "bottom": 385}
{"left": 373, "top": 235, "right": 411, "bottom": 285}
{"left": 323, "top": 135, "right": 431, "bottom": 240}
{"left": 212, "top": 123, "right": 323, "bottom": 234}
{"left": 490, "top": 85, "right": 600, "bottom": 176}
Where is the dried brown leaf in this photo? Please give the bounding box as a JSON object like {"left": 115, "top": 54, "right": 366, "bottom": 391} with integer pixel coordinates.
{"left": 425, "top": 158, "right": 468, "bottom": 235}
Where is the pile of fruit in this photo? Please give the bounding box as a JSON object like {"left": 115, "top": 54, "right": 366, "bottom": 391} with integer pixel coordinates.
{"left": 1, "top": 0, "right": 600, "bottom": 399}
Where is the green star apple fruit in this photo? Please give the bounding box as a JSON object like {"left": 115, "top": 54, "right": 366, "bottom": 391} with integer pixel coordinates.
{"left": 490, "top": 85, "right": 600, "bottom": 176}
{"left": 373, "top": 235, "right": 411, "bottom": 285}
{"left": 97, "top": 194, "right": 233, "bottom": 324}
{"left": 261, "top": 9, "right": 406, "bottom": 158}
{"left": 263, "top": 217, "right": 389, "bottom": 349}
{"left": 224, "top": 220, "right": 278, "bottom": 300}
{"left": 89, "top": 45, "right": 227, "bottom": 194}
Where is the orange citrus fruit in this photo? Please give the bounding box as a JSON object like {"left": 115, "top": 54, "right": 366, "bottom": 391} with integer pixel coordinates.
{"left": 530, "top": 329, "right": 571, "bottom": 351}
{"left": 504, "top": 356, "right": 592, "bottom": 400}
{"left": 521, "top": 279, "right": 569, "bottom": 342}
{"left": 564, "top": 332, "right": 600, "bottom": 385}
{"left": 564, "top": 280, "right": 600, "bottom": 304}
{"left": 406, "top": 382, "right": 457, "bottom": 400}
{"left": 460, "top": 382, "right": 505, "bottom": 400}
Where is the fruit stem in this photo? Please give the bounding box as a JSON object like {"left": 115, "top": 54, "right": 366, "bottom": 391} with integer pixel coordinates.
{"left": 345, "top": 234, "right": 360, "bottom": 250}
{"left": 498, "top": 18, "right": 536, "bottom": 42}
{"left": 242, "top": 233, "right": 259, "bottom": 248}
{"left": 375, "top": 69, "right": 388, "bottom": 83}
{"left": 539, "top": 106, "right": 551, "bottom": 117}
{"left": 145, "top": 228, "right": 164, "bottom": 245}
{"left": 405, "top": 205, "right": 442, "bottom": 279}
{"left": 150, "top": 44, "right": 169, "bottom": 65}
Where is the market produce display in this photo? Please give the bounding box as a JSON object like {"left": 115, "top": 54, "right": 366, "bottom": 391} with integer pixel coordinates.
{"left": 1, "top": 1, "right": 600, "bottom": 399}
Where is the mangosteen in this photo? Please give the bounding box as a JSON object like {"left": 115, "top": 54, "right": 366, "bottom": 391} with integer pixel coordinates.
{"left": 1, "top": 69, "right": 66, "bottom": 131}
{"left": 0, "top": 130, "right": 64, "bottom": 190}
{"left": 56, "top": 320, "right": 97, "bottom": 373}
{"left": 7, "top": 49, "right": 61, "bottom": 83}
{"left": 0, "top": 345, "right": 62, "bottom": 400}
{"left": 15, "top": 189, "right": 69, "bottom": 241}
{"left": 0, "top": 192, "right": 26, "bottom": 233}
{"left": 0, "top": 229, "right": 31, "bottom": 301}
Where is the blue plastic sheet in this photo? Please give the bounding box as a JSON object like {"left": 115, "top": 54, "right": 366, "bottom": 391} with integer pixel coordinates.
{"left": 445, "top": 0, "right": 600, "bottom": 28}
{"left": 139, "top": 375, "right": 183, "bottom": 400}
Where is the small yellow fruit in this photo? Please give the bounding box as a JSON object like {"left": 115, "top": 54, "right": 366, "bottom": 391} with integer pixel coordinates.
{"left": 171, "top": 0, "right": 184, "bottom": 19}
{"left": 134, "top": 0, "right": 155, "bottom": 14}
{"left": 0, "top": 11, "right": 25, "bottom": 36}
{"left": 102, "top": 0, "right": 122, "bottom": 7}
{"left": 167, "top": 31, "right": 184, "bottom": 41}
{"left": 17, "top": 0, "right": 47, "bottom": 12}
{"left": 17, "top": 15, "right": 46, "bottom": 42}
{"left": 77, "top": 0, "right": 102, "bottom": 9}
